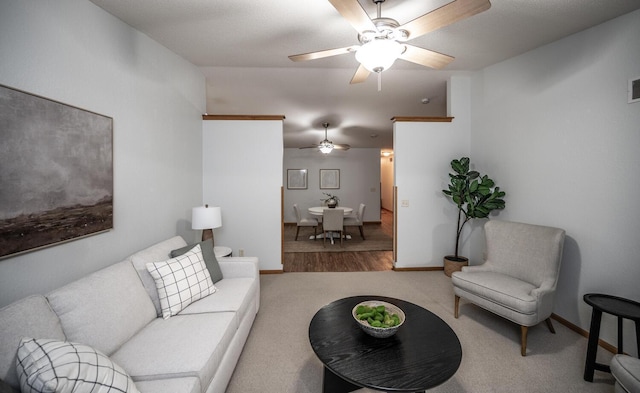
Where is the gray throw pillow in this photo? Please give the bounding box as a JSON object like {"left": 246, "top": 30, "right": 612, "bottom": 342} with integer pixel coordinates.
{"left": 170, "top": 239, "right": 223, "bottom": 283}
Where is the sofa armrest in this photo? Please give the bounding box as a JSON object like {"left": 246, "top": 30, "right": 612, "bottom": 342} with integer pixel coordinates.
{"left": 218, "top": 257, "right": 259, "bottom": 279}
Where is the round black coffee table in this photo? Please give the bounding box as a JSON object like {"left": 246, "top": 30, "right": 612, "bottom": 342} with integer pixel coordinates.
{"left": 309, "top": 296, "right": 462, "bottom": 393}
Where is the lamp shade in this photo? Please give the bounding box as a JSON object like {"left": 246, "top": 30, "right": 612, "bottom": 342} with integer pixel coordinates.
{"left": 355, "top": 39, "right": 404, "bottom": 73}
{"left": 192, "top": 205, "right": 222, "bottom": 230}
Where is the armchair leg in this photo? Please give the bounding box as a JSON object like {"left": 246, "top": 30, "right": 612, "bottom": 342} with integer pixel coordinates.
{"left": 545, "top": 318, "right": 556, "bottom": 334}
{"left": 295, "top": 226, "right": 300, "bottom": 241}
{"left": 521, "top": 326, "right": 528, "bottom": 356}
{"left": 454, "top": 295, "right": 460, "bottom": 319}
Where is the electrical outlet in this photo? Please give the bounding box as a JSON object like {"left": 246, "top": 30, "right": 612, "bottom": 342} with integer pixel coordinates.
{"left": 401, "top": 200, "right": 409, "bottom": 207}
{"left": 238, "top": 249, "right": 244, "bottom": 257}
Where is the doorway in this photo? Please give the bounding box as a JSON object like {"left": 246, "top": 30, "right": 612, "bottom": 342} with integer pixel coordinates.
{"left": 282, "top": 208, "right": 394, "bottom": 272}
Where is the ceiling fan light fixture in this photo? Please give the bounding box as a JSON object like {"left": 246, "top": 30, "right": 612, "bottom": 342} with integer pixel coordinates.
{"left": 319, "top": 141, "right": 334, "bottom": 154}
{"left": 355, "top": 39, "right": 403, "bottom": 73}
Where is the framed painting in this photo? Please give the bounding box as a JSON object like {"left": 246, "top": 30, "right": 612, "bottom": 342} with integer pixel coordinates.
{"left": 287, "top": 169, "right": 308, "bottom": 189}
{"left": 320, "top": 169, "right": 340, "bottom": 189}
{"left": 0, "top": 84, "right": 113, "bottom": 259}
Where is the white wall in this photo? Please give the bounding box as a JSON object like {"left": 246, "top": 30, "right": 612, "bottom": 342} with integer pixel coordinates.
{"left": 203, "top": 120, "right": 283, "bottom": 271}
{"left": 283, "top": 148, "right": 381, "bottom": 223}
{"left": 470, "top": 10, "right": 640, "bottom": 355}
{"left": 0, "top": 0, "right": 206, "bottom": 307}
{"left": 394, "top": 76, "right": 473, "bottom": 268}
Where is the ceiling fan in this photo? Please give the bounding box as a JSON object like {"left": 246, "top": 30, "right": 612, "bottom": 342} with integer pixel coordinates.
{"left": 289, "top": 0, "right": 491, "bottom": 84}
{"left": 300, "top": 122, "right": 351, "bottom": 154}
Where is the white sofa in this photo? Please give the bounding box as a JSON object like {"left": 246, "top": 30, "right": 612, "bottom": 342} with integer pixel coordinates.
{"left": 0, "top": 236, "right": 260, "bottom": 393}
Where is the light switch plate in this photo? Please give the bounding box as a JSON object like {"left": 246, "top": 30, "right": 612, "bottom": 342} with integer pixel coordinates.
{"left": 629, "top": 76, "right": 640, "bottom": 103}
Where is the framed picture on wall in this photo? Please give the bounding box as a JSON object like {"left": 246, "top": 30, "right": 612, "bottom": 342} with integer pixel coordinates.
{"left": 287, "top": 169, "right": 308, "bottom": 189}
{"left": 320, "top": 169, "right": 340, "bottom": 189}
{"left": 0, "top": 84, "right": 113, "bottom": 259}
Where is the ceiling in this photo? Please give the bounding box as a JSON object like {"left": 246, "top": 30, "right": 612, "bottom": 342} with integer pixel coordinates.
{"left": 90, "top": 0, "right": 640, "bottom": 152}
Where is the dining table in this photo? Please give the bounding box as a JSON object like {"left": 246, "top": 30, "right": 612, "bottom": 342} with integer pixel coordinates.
{"left": 307, "top": 206, "right": 353, "bottom": 242}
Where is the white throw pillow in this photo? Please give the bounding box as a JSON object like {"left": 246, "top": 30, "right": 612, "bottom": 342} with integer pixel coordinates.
{"left": 146, "top": 244, "right": 216, "bottom": 319}
{"left": 16, "top": 338, "right": 140, "bottom": 393}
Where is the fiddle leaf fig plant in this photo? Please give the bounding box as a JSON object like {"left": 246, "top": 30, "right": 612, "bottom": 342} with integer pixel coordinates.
{"left": 443, "top": 157, "right": 506, "bottom": 259}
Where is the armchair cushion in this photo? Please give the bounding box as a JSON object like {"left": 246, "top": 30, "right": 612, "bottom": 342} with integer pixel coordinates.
{"left": 611, "top": 354, "right": 640, "bottom": 393}
{"left": 452, "top": 271, "right": 538, "bottom": 314}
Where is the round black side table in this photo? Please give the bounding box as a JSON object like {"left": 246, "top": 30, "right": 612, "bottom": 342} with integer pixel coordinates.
{"left": 583, "top": 293, "right": 640, "bottom": 382}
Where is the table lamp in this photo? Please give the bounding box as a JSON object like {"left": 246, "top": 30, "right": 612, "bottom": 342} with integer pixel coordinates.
{"left": 192, "top": 204, "right": 222, "bottom": 243}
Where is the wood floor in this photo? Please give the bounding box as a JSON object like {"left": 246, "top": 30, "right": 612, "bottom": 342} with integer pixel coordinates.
{"left": 283, "top": 209, "right": 394, "bottom": 272}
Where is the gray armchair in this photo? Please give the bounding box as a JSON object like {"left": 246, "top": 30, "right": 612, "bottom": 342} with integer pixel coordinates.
{"left": 612, "top": 354, "right": 640, "bottom": 393}
{"left": 452, "top": 220, "right": 565, "bottom": 356}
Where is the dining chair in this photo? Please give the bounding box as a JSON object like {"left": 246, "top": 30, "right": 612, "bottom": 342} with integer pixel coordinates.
{"left": 343, "top": 203, "right": 366, "bottom": 240}
{"left": 322, "top": 208, "right": 344, "bottom": 247}
{"left": 293, "top": 204, "right": 318, "bottom": 241}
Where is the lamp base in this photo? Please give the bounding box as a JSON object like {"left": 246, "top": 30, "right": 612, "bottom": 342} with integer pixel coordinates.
{"left": 201, "top": 229, "right": 214, "bottom": 244}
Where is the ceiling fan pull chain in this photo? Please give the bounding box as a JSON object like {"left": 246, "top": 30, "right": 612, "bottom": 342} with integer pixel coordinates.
{"left": 378, "top": 72, "right": 382, "bottom": 92}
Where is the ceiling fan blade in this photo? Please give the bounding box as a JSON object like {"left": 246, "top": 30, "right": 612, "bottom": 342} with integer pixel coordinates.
{"left": 399, "top": 44, "right": 454, "bottom": 69}
{"left": 399, "top": 0, "right": 491, "bottom": 40}
{"left": 333, "top": 144, "right": 351, "bottom": 150}
{"left": 350, "top": 64, "right": 370, "bottom": 84}
{"left": 289, "top": 45, "right": 359, "bottom": 62}
{"left": 328, "top": 0, "right": 377, "bottom": 33}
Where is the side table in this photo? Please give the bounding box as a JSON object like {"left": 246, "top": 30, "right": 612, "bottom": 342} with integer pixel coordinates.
{"left": 583, "top": 293, "right": 640, "bottom": 382}
{"left": 213, "top": 246, "right": 232, "bottom": 258}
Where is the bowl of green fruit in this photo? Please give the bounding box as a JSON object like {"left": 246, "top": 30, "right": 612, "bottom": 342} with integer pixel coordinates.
{"left": 352, "top": 300, "right": 405, "bottom": 338}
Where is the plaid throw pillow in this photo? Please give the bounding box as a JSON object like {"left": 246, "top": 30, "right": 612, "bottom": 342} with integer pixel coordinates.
{"left": 146, "top": 244, "right": 216, "bottom": 319}
{"left": 16, "top": 338, "right": 139, "bottom": 393}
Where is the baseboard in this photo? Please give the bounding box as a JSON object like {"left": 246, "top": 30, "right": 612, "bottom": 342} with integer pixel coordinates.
{"left": 393, "top": 266, "right": 443, "bottom": 272}
{"left": 260, "top": 269, "right": 284, "bottom": 274}
{"left": 551, "top": 313, "right": 617, "bottom": 354}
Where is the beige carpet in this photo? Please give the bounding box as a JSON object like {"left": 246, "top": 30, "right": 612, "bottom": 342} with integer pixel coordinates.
{"left": 284, "top": 224, "right": 393, "bottom": 252}
{"left": 226, "top": 271, "right": 616, "bottom": 393}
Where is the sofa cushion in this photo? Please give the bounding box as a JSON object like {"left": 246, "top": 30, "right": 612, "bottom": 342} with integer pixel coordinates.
{"left": 171, "top": 239, "right": 223, "bottom": 284}
{"left": 110, "top": 312, "right": 236, "bottom": 390}
{"left": 47, "top": 261, "right": 156, "bottom": 356}
{"left": 16, "top": 338, "right": 139, "bottom": 393}
{"left": 129, "top": 236, "right": 188, "bottom": 317}
{"left": 146, "top": 245, "right": 217, "bottom": 319}
{"left": 134, "top": 377, "right": 200, "bottom": 393}
{"left": 180, "top": 278, "right": 258, "bottom": 326}
{"left": 0, "top": 295, "right": 66, "bottom": 389}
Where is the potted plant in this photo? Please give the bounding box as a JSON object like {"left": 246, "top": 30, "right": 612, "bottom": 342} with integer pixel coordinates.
{"left": 442, "top": 157, "right": 506, "bottom": 276}
{"left": 321, "top": 193, "right": 340, "bottom": 208}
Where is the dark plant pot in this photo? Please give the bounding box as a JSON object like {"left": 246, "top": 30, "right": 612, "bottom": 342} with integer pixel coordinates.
{"left": 327, "top": 199, "right": 338, "bottom": 208}
{"left": 443, "top": 255, "right": 469, "bottom": 277}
